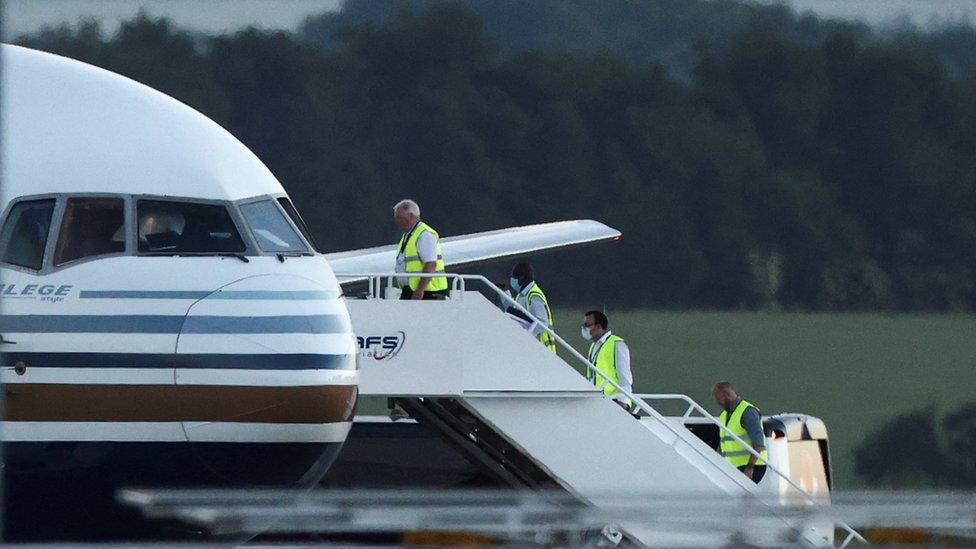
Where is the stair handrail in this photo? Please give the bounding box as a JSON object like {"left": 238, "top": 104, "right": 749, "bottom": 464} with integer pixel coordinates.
{"left": 633, "top": 393, "right": 862, "bottom": 547}
{"left": 338, "top": 272, "right": 865, "bottom": 547}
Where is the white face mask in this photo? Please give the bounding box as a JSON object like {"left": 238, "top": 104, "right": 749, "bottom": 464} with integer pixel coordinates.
{"left": 580, "top": 326, "right": 594, "bottom": 341}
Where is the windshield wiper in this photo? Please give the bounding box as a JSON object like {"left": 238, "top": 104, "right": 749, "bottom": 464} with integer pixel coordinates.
{"left": 219, "top": 253, "right": 250, "bottom": 263}
{"left": 276, "top": 252, "right": 308, "bottom": 262}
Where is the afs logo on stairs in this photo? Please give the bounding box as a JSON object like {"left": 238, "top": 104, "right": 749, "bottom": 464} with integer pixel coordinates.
{"left": 357, "top": 331, "right": 406, "bottom": 361}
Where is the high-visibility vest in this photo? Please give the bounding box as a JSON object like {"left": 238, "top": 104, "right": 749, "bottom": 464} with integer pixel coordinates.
{"left": 718, "top": 399, "right": 768, "bottom": 467}
{"left": 587, "top": 334, "right": 631, "bottom": 406}
{"left": 397, "top": 221, "right": 447, "bottom": 292}
{"left": 516, "top": 282, "right": 556, "bottom": 353}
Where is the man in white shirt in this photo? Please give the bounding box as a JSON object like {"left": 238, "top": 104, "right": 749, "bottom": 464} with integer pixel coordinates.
{"left": 393, "top": 199, "right": 448, "bottom": 300}
{"left": 581, "top": 310, "right": 634, "bottom": 410}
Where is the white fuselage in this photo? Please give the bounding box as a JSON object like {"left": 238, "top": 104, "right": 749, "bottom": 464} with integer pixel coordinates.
{"left": 1, "top": 252, "right": 357, "bottom": 443}
{"left": 0, "top": 44, "right": 358, "bottom": 539}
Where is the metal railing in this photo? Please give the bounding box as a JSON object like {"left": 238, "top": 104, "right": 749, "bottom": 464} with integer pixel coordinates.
{"left": 337, "top": 272, "right": 866, "bottom": 547}
{"left": 634, "top": 393, "right": 863, "bottom": 547}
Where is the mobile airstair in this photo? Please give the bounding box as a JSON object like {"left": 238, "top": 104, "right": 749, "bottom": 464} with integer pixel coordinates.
{"left": 341, "top": 273, "right": 864, "bottom": 547}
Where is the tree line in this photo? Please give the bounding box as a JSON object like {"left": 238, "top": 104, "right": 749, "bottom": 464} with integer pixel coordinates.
{"left": 17, "top": 1, "right": 976, "bottom": 310}
{"left": 856, "top": 403, "right": 976, "bottom": 488}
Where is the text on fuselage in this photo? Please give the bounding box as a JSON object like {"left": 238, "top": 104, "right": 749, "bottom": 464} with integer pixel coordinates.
{"left": 0, "top": 284, "right": 73, "bottom": 302}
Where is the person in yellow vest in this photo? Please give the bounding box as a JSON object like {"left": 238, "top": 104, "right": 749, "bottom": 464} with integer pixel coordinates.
{"left": 392, "top": 199, "right": 448, "bottom": 300}
{"left": 712, "top": 381, "right": 768, "bottom": 483}
{"left": 581, "top": 310, "right": 634, "bottom": 411}
{"left": 507, "top": 262, "right": 557, "bottom": 352}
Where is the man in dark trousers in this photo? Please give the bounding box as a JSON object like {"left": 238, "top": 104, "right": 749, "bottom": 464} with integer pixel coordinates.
{"left": 392, "top": 199, "right": 447, "bottom": 300}
{"left": 712, "top": 381, "right": 768, "bottom": 483}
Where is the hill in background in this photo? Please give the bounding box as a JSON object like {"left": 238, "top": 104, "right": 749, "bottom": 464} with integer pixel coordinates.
{"left": 299, "top": 0, "right": 976, "bottom": 78}
{"left": 16, "top": 1, "right": 976, "bottom": 311}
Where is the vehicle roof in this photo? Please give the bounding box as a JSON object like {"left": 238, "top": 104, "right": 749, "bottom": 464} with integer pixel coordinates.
{"left": 0, "top": 44, "right": 286, "bottom": 209}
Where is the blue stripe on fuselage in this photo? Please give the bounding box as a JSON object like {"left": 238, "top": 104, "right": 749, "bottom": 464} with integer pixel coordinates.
{"left": 1, "top": 352, "right": 356, "bottom": 370}
{"left": 79, "top": 290, "right": 337, "bottom": 300}
{"left": 80, "top": 291, "right": 211, "bottom": 299}
{"left": 0, "top": 315, "right": 350, "bottom": 334}
{"left": 181, "top": 315, "right": 349, "bottom": 334}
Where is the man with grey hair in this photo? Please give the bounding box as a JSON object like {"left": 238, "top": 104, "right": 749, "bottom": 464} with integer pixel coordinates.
{"left": 393, "top": 199, "right": 448, "bottom": 300}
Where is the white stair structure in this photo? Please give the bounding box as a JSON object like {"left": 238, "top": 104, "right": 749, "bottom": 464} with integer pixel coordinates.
{"left": 344, "top": 274, "right": 862, "bottom": 547}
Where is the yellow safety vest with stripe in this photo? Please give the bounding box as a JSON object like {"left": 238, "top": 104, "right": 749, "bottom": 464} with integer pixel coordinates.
{"left": 397, "top": 221, "right": 447, "bottom": 292}
{"left": 587, "top": 334, "right": 631, "bottom": 406}
{"left": 718, "top": 399, "right": 768, "bottom": 467}
{"left": 516, "top": 282, "right": 556, "bottom": 353}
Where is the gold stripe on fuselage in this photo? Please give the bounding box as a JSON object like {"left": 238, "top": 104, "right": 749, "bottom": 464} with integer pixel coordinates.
{"left": 4, "top": 384, "right": 356, "bottom": 424}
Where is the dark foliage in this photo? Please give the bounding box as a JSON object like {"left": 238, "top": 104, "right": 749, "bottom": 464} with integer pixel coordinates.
{"left": 855, "top": 404, "right": 976, "bottom": 488}
{"left": 15, "top": 3, "right": 976, "bottom": 310}
{"left": 298, "top": 0, "right": 872, "bottom": 79}
{"left": 298, "top": 0, "right": 976, "bottom": 79}
{"left": 854, "top": 408, "right": 946, "bottom": 487}
{"left": 943, "top": 404, "right": 976, "bottom": 485}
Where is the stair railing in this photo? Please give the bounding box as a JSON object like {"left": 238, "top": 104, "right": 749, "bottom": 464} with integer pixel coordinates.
{"left": 338, "top": 272, "right": 866, "bottom": 547}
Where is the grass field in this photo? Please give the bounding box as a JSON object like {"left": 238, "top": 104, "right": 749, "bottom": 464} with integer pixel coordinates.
{"left": 554, "top": 309, "right": 976, "bottom": 488}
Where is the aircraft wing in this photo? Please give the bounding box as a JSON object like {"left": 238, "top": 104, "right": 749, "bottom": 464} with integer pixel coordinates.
{"left": 326, "top": 219, "right": 620, "bottom": 284}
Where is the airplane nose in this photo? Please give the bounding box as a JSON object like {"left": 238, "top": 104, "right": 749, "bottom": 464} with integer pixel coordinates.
{"left": 172, "top": 274, "right": 358, "bottom": 485}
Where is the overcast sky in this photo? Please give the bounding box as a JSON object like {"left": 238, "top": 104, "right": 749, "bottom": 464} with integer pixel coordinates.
{"left": 2, "top": 0, "right": 341, "bottom": 39}
{"left": 757, "top": 0, "right": 973, "bottom": 27}
{"left": 3, "top": 0, "right": 973, "bottom": 40}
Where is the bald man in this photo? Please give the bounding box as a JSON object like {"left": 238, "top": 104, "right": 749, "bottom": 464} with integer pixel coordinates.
{"left": 713, "top": 381, "right": 768, "bottom": 483}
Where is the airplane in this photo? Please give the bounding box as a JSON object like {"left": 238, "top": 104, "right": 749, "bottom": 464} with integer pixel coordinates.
{"left": 0, "top": 44, "right": 620, "bottom": 540}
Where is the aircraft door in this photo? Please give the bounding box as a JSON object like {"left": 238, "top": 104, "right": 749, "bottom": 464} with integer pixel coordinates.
{"left": 0, "top": 254, "right": 188, "bottom": 518}
{"left": 174, "top": 273, "right": 357, "bottom": 485}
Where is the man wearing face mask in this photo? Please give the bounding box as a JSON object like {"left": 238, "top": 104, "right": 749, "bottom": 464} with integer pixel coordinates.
{"left": 582, "top": 310, "right": 634, "bottom": 411}
{"left": 508, "top": 262, "right": 556, "bottom": 353}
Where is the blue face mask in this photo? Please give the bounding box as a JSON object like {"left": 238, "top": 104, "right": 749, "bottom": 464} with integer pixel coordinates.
{"left": 509, "top": 277, "right": 521, "bottom": 292}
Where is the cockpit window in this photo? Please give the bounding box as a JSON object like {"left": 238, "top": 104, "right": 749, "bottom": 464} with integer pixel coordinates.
{"left": 0, "top": 199, "right": 55, "bottom": 270}
{"left": 137, "top": 200, "right": 245, "bottom": 254}
{"left": 277, "top": 197, "right": 319, "bottom": 252}
{"left": 240, "top": 199, "right": 309, "bottom": 253}
{"left": 54, "top": 197, "right": 125, "bottom": 265}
